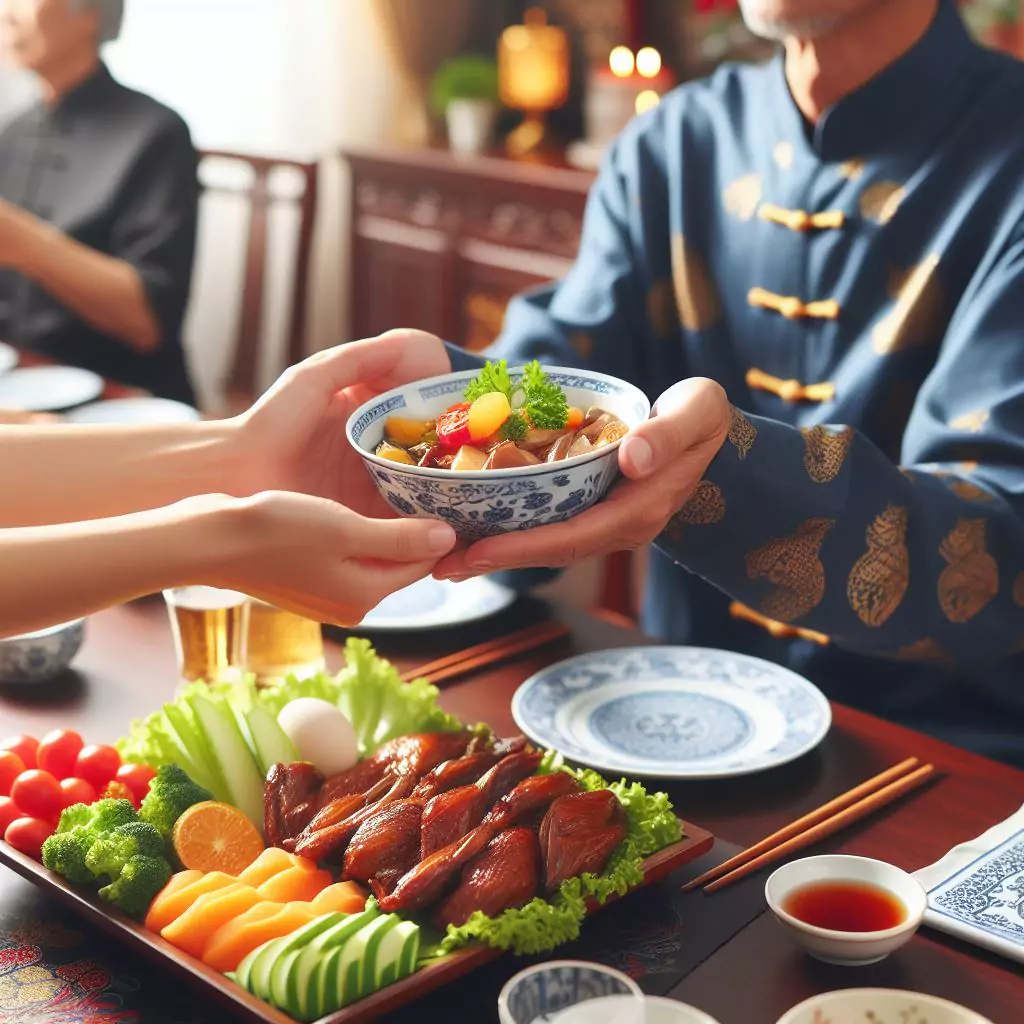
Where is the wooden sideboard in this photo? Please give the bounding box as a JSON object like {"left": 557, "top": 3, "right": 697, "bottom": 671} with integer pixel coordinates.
{"left": 342, "top": 145, "right": 595, "bottom": 352}
{"left": 340, "top": 145, "right": 635, "bottom": 620}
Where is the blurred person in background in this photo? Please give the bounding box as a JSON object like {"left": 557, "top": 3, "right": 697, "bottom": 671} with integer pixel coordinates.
{"left": 0, "top": 0, "right": 198, "bottom": 403}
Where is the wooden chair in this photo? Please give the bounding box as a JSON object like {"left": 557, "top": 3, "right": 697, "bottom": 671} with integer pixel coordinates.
{"left": 197, "top": 150, "right": 320, "bottom": 406}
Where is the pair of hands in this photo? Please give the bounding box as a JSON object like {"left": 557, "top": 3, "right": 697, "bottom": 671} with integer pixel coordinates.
{"left": 212, "top": 329, "right": 730, "bottom": 624}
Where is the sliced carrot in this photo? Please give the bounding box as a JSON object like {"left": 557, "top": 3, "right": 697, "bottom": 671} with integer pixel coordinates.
{"left": 201, "top": 901, "right": 316, "bottom": 973}
{"left": 145, "top": 871, "right": 235, "bottom": 933}
{"left": 235, "top": 846, "right": 316, "bottom": 887}
{"left": 161, "top": 882, "right": 262, "bottom": 959}
{"left": 145, "top": 870, "right": 203, "bottom": 926}
{"left": 256, "top": 865, "right": 333, "bottom": 903}
{"left": 310, "top": 881, "right": 369, "bottom": 916}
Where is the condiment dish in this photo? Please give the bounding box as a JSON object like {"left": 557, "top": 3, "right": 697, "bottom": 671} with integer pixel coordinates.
{"left": 0, "top": 618, "right": 86, "bottom": 684}
{"left": 776, "top": 988, "right": 995, "bottom": 1024}
{"left": 346, "top": 366, "right": 650, "bottom": 538}
{"left": 765, "top": 854, "right": 926, "bottom": 966}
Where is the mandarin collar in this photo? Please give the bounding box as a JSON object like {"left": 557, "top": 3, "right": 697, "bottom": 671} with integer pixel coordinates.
{"left": 33, "top": 61, "right": 114, "bottom": 130}
{"left": 769, "top": 0, "right": 980, "bottom": 162}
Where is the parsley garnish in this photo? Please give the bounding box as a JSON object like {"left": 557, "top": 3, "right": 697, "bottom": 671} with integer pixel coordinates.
{"left": 464, "top": 359, "right": 569, "bottom": 437}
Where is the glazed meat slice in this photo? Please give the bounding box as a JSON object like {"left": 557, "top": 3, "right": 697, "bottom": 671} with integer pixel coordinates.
{"left": 294, "top": 774, "right": 418, "bottom": 861}
{"left": 263, "top": 762, "right": 324, "bottom": 846}
{"left": 375, "top": 822, "right": 498, "bottom": 912}
{"left": 420, "top": 750, "right": 542, "bottom": 858}
{"left": 539, "top": 790, "right": 628, "bottom": 892}
{"left": 411, "top": 752, "right": 500, "bottom": 800}
{"left": 483, "top": 771, "right": 579, "bottom": 830}
{"left": 317, "top": 732, "right": 473, "bottom": 804}
{"left": 343, "top": 799, "right": 424, "bottom": 889}
{"left": 433, "top": 827, "right": 540, "bottom": 929}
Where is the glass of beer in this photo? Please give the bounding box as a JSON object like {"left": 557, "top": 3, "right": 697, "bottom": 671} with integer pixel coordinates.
{"left": 245, "top": 600, "right": 325, "bottom": 686}
{"left": 164, "top": 586, "right": 250, "bottom": 686}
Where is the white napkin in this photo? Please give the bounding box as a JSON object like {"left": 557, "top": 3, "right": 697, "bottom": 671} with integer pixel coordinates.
{"left": 913, "top": 802, "right": 1024, "bottom": 963}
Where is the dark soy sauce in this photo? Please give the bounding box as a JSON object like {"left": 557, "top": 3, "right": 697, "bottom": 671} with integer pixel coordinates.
{"left": 783, "top": 880, "right": 907, "bottom": 932}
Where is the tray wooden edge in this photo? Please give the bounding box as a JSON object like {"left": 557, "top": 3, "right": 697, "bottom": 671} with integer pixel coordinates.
{"left": 0, "top": 818, "right": 714, "bottom": 1024}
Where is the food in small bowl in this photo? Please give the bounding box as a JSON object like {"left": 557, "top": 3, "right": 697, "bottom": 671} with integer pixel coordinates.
{"left": 346, "top": 360, "right": 650, "bottom": 538}
{"left": 0, "top": 619, "right": 86, "bottom": 684}
{"left": 776, "top": 989, "right": 995, "bottom": 1024}
{"left": 765, "top": 855, "right": 927, "bottom": 966}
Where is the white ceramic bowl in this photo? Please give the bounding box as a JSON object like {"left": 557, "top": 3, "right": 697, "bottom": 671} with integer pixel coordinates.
{"left": 776, "top": 989, "right": 995, "bottom": 1024}
{"left": 643, "top": 997, "right": 721, "bottom": 1024}
{"left": 346, "top": 366, "right": 651, "bottom": 538}
{"left": 0, "top": 619, "right": 86, "bottom": 684}
{"left": 765, "top": 855, "right": 926, "bottom": 966}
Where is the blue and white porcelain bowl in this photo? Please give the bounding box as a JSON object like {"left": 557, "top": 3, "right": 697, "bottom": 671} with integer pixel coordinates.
{"left": 0, "top": 619, "right": 86, "bottom": 684}
{"left": 498, "top": 960, "right": 644, "bottom": 1024}
{"left": 346, "top": 367, "right": 651, "bottom": 539}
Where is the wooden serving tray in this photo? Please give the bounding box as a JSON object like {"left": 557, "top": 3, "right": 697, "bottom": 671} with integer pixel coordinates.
{"left": 0, "top": 820, "right": 713, "bottom": 1024}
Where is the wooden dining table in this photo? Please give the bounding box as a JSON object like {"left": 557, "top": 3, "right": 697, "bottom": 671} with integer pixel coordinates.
{"left": 1, "top": 594, "right": 1022, "bottom": 1024}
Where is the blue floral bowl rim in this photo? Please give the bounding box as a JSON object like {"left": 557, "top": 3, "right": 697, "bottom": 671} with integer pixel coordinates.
{"left": 345, "top": 365, "right": 651, "bottom": 481}
{"left": 1, "top": 617, "right": 85, "bottom": 642}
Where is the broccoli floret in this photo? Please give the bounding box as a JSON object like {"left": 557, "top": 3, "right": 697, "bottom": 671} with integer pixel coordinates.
{"left": 138, "top": 764, "right": 212, "bottom": 839}
{"left": 85, "top": 821, "right": 166, "bottom": 880}
{"left": 89, "top": 798, "right": 138, "bottom": 833}
{"left": 98, "top": 854, "right": 173, "bottom": 919}
{"left": 41, "top": 831, "right": 95, "bottom": 885}
{"left": 55, "top": 802, "right": 94, "bottom": 833}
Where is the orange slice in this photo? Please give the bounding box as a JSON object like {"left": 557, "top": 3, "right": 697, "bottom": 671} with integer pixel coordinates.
{"left": 171, "top": 800, "right": 264, "bottom": 876}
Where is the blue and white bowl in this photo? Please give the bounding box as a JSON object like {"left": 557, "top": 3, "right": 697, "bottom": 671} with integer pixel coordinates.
{"left": 0, "top": 619, "right": 86, "bottom": 684}
{"left": 346, "top": 366, "right": 651, "bottom": 538}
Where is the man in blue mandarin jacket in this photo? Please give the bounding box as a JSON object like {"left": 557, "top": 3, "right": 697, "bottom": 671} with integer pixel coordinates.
{"left": 429, "top": 0, "right": 1024, "bottom": 764}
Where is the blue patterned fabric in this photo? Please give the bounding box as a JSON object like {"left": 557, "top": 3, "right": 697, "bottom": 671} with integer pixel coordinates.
{"left": 446, "top": 1, "right": 1024, "bottom": 765}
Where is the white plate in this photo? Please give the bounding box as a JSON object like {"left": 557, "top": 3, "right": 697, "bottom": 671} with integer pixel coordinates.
{"left": 357, "top": 576, "right": 516, "bottom": 632}
{"left": 65, "top": 397, "right": 202, "bottom": 424}
{"left": 0, "top": 366, "right": 104, "bottom": 411}
{"left": 512, "top": 646, "right": 831, "bottom": 780}
{"left": 0, "top": 341, "right": 16, "bottom": 375}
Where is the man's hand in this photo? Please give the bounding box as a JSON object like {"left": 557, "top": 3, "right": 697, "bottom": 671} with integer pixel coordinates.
{"left": 432, "top": 377, "right": 732, "bottom": 578}
{"left": 0, "top": 199, "right": 44, "bottom": 271}
{"left": 231, "top": 329, "right": 452, "bottom": 518}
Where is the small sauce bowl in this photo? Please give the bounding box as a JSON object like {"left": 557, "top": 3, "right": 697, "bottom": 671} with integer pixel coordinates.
{"left": 765, "top": 855, "right": 926, "bottom": 966}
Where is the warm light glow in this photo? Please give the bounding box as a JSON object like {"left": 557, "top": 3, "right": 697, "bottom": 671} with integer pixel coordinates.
{"left": 609, "top": 45, "right": 635, "bottom": 78}
{"left": 635, "top": 90, "right": 661, "bottom": 115}
{"left": 636, "top": 47, "right": 662, "bottom": 78}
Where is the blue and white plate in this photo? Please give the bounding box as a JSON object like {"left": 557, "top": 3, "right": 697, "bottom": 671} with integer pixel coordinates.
{"left": 357, "top": 576, "right": 516, "bottom": 632}
{"left": 914, "top": 802, "right": 1024, "bottom": 965}
{"left": 512, "top": 646, "right": 831, "bottom": 779}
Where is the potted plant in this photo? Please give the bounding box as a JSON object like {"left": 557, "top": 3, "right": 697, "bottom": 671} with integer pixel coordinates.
{"left": 431, "top": 55, "right": 500, "bottom": 156}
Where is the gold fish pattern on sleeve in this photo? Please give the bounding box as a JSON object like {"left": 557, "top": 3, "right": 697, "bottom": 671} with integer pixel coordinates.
{"left": 675, "top": 479, "right": 726, "bottom": 525}
{"left": 893, "top": 637, "right": 955, "bottom": 666}
{"left": 938, "top": 518, "right": 999, "bottom": 623}
{"left": 746, "top": 517, "right": 835, "bottom": 622}
{"left": 727, "top": 406, "right": 757, "bottom": 459}
{"left": 801, "top": 425, "right": 854, "bottom": 483}
{"left": 671, "top": 233, "right": 721, "bottom": 332}
{"left": 847, "top": 505, "right": 910, "bottom": 627}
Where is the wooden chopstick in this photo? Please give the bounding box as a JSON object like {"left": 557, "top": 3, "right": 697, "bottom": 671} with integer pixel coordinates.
{"left": 681, "top": 756, "right": 921, "bottom": 893}
{"left": 701, "top": 763, "right": 936, "bottom": 894}
{"left": 402, "top": 621, "right": 570, "bottom": 687}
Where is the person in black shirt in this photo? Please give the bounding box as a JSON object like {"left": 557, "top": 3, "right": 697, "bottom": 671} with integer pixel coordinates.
{"left": 0, "top": 0, "right": 198, "bottom": 403}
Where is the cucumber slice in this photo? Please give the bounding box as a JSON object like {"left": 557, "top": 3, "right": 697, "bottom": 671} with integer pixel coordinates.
{"left": 163, "top": 701, "right": 225, "bottom": 799}
{"left": 244, "top": 913, "right": 344, "bottom": 1003}
{"left": 377, "top": 919, "right": 421, "bottom": 988}
{"left": 246, "top": 705, "right": 299, "bottom": 776}
{"left": 290, "top": 909, "right": 378, "bottom": 1020}
{"left": 354, "top": 915, "right": 400, "bottom": 998}
{"left": 186, "top": 691, "right": 266, "bottom": 826}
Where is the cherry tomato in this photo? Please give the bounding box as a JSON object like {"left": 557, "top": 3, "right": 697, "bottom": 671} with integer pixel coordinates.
{"left": 59, "top": 777, "right": 96, "bottom": 809}
{"left": 435, "top": 403, "right": 472, "bottom": 450}
{"left": 73, "top": 744, "right": 121, "bottom": 789}
{"left": 0, "top": 751, "right": 26, "bottom": 797}
{"left": 0, "top": 735, "right": 38, "bottom": 770}
{"left": 115, "top": 763, "right": 156, "bottom": 804}
{"left": 36, "top": 729, "right": 84, "bottom": 781}
{"left": 10, "top": 769, "right": 62, "bottom": 821}
{"left": 4, "top": 817, "right": 53, "bottom": 860}
{"left": 0, "top": 796, "right": 20, "bottom": 834}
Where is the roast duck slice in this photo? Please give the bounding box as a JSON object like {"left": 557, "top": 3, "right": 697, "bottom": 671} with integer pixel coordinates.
{"left": 433, "top": 827, "right": 540, "bottom": 928}
{"left": 264, "top": 762, "right": 323, "bottom": 848}
{"left": 419, "top": 749, "right": 543, "bottom": 858}
{"left": 376, "top": 771, "right": 579, "bottom": 912}
{"left": 538, "top": 790, "right": 628, "bottom": 892}
{"left": 342, "top": 799, "right": 425, "bottom": 894}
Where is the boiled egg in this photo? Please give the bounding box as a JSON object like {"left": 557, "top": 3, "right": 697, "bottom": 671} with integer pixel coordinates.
{"left": 277, "top": 698, "right": 358, "bottom": 776}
